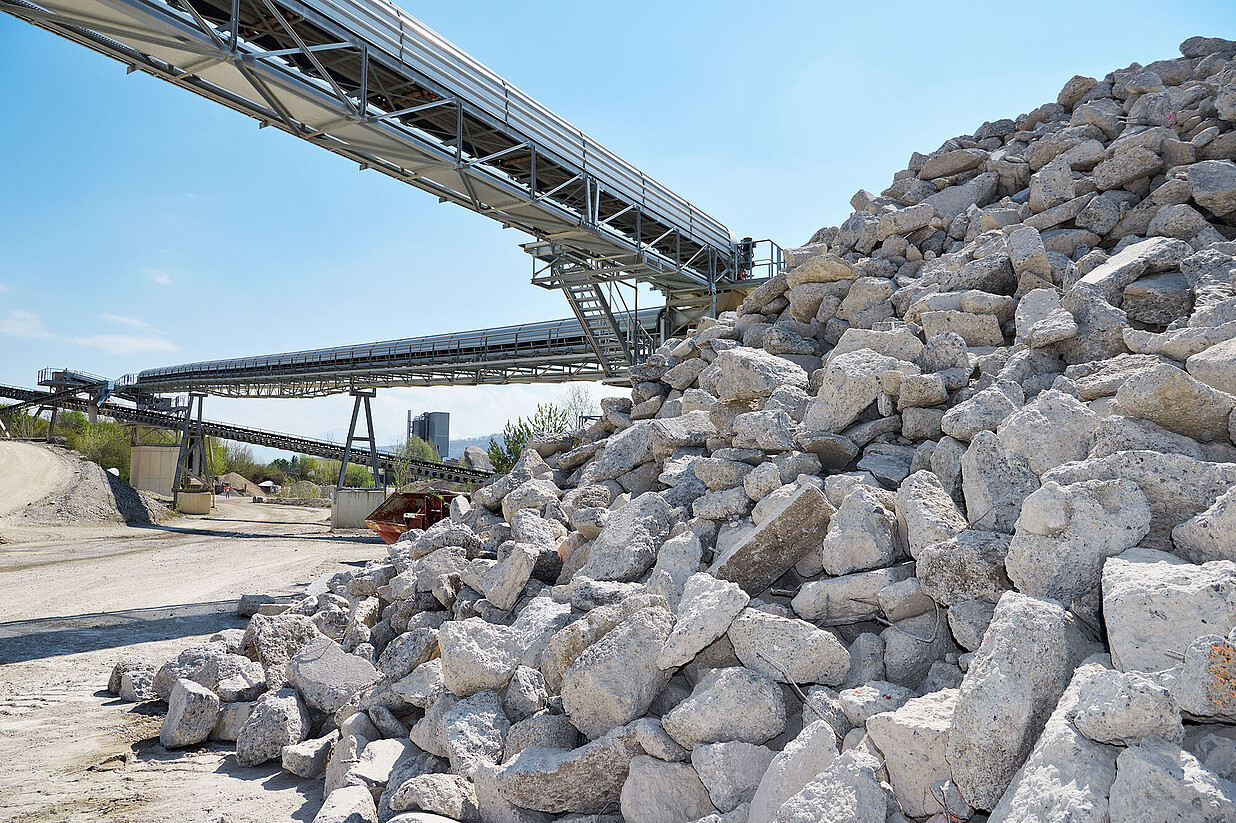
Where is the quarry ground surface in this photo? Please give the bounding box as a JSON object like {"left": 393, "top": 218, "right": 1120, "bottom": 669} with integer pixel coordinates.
{"left": 0, "top": 462, "right": 384, "bottom": 823}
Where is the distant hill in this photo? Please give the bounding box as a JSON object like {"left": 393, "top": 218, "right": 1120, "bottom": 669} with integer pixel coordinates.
{"left": 448, "top": 434, "right": 498, "bottom": 460}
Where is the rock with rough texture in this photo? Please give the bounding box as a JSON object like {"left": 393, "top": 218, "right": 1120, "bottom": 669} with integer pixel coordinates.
{"left": 1101, "top": 547, "right": 1236, "bottom": 673}
{"left": 819, "top": 485, "right": 902, "bottom": 576}
{"left": 160, "top": 678, "right": 220, "bottom": 749}
{"left": 244, "top": 612, "right": 321, "bottom": 690}
{"left": 986, "top": 662, "right": 1120, "bottom": 823}
{"left": 313, "top": 785, "right": 378, "bottom": 823}
{"left": 866, "top": 688, "right": 958, "bottom": 818}
{"left": 282, "top": 731, "right": 338, "bottom": 778}
{"left": 657, "top": 574, "right": 748, "bottom": 670}
{"left": 947, "top": 592, "right": 1092, "bottom": 810}
{"left": 288, "top": 636, "right": 382, "bottom": 714}
{"left": 748, "top": 720, "right": 839, "bottom": 823}
{"left": 1107, "top": 737, "right": 1236, "bottom": 823}
{"left": 804, "top": 349, "right": 919, "bottom": 433}
{"left": 1165, "top": 631, "right": 1236, "bottom": 720}
{"left": 619, "top": 755, "right": 717, "bottom": 823}
{"left": 895, "top": 470, "right": 967, "bottom": 559}
{"left": 773, "top": 750, "right": 891, "bottom": 823}
{"left": 1188, "top": 159, "right": 1236, "bottom": 216}
{"left": 388, "top": 774, "right": 481, "bottom": 822}
{"left": 1115, "top": 362, "right": 1234, "bottom": 442}
{"left": 1006, "top": 479, "right": 1151, "bottom": 607}
{"left": 728, "top": 608, "right": 849, "bottom": 686}
{"left": 1072, "top": 667, "right": 1184, "bottom": 746}
{"left": 579, "top": 492, "right": 674, "bottom": 582}
{"left": 562, "top": 606, "right": 675, "bottom": 739}
{"left": 236, "top": 688, "right": 311, "bottom": 767}
{"left": 916, "top": 529, "right": 1012, "bottom": 606}
{"left": 691, "top": 741, "right": 776, "bottom": 813}
{"left": 661, "top": 666, "right": 786, "bottom": 750}
{"left": 1043, "top": 450, "right": 1236, "bottom": 550}
{"left": 442, "top": 689, "right": 509, "bottom": 778}
{"left": 710, "top": 484, "right": 834, "bottom": 595}
{"left": 961, "top": 431, "right": 1041, "bottom": 533}
{"left": 492, "top": 721, "right": 645, "bottom": 813}
{"left": 707, "top": 348, "right": 809, "bottom": 402}
{"left": 439, "top": 618, "right": 520, "bottom": 697}
{"left": 996, "top": 389, "right": 1099, "bottom": 476}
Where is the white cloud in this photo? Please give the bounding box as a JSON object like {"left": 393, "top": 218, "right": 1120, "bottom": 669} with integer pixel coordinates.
{"left": 64, "top": 334, "right": 179, "bottom": 355}
{"left": 0, "top": 283, "right": 9, "bottom": 294}
{"left": 143, "top": 268, "right": 172, "bottom": 285}
{"left": 0, "top": 309, "right": 52, "bottom": 338}
{"left": 101, "top": 313, "right": 150, "bottom": 329}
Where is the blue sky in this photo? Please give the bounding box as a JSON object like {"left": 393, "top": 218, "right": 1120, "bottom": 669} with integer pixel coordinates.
{"left": 2, "top": 1, "right": 1234, "bottom": 453}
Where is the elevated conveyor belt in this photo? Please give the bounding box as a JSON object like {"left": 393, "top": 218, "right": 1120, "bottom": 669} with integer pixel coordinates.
{"left": 0, "top": 383, "right": 490, "bottom": 484}
{"left": 1, "top": 0, "right": 742, "bottom": 308}
{"left": 122, "top": 308, "right": 662, "bottom": 397}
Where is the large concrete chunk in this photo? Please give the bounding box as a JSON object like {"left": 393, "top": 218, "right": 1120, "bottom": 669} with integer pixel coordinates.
{"left": 691, "top": 741, "right": 776, "bottom": 813}
{"left": 748, "top": 721, "right": 839, "bottom": 823}
{"left": 160, "top": 678, "right": 220, "bottom": 749}
{"left": 728, "top": 608, "right": 849, "bottom": 686}
{"left": 1115, "top": 362, "right": 1235, "bottom": 442}
{"left": 619, "top": 755, "right": 717, "bottom": 823}
{"left": 1042, "top": 450, "right": 1236, "bottom": 550}
{"left": 661, "top": 666, "right": 786, "bottom": 750}
{"left": 895, "top": 470, "right": 967, "bottom": 559}
{"left": 1102, "top": 547, "right": 1236, "bottom": 673}
{"left": 947, "top": 592, "right": 1092, "bottom": 810}
{"left": 961, "top": 430, "right": 1040, "bottom": 534}
{"left": 1076, "top": 236, "right": 1190, "bottom": 305}
{"left": 706, "top": 348, "right": 809, "bottom": 402}
{"left": 772, "top": 750, "right": 891, "bottom": 823}
{"left": 916, "top": 529, "right": 1012, "bottom": 606}
{"left": 710, "top": 484, "right": 834, "bottom": 595}
{"left": 987, "top": 662, "right": 1120, "bottom": 823}
{"left": 1006, "top": 479, "right": 1150, "bottom": 608}
{"left": 803, "top": 349, "right": 919, "bottom": 433}
{"left": 439, "top": 618, "right": 520, "bottom": 697}
{"left": 442, "top": 689, "right": 509, "bottom": 778}
{"left": 1108, "top": 737, "right": 1236, "bottom": 823}
{"left": 996, "top": 389, "right": 1099, "bottom": 476}
{"left": 657, "top": 574, "right": 748, "bottom": 670}
{"left": 492, "top": 721, "right": 644, "bottom": 813}
{"left": 866, "top": 688, "right": 958, "bottom": 818}
{"left": 1188, "top": 159, "right": 1236, "bottom": 217}
{"left": 288, "top": 636, "right": 382, "bottom": 714}
{"left": 1072, "top": 668, "right": 1184, "bottom": 746}
{"left": 578, "top": 492, "right": 674, "bottom": 582}
{"left": 236, "top": 687, "right": 311, "bottom": 767}
{"left": 562, "top": 606, "right": 675, "bottom": 739}
{"left": 819, "top": 485, "right": 902, "bottom": 576}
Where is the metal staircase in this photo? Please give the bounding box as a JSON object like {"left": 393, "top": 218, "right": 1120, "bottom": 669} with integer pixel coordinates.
{"left": 560, "top": 282, "right": 633, "bottom": 379}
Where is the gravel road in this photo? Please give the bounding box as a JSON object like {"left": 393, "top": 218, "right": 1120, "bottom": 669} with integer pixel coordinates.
{"left": 0, "top": 457, "right": 384, "bottom": 823}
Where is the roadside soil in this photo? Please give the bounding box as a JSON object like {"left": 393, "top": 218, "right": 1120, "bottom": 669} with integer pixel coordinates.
{"left": 0, "top": 448, "right": 384, "bottom": 823}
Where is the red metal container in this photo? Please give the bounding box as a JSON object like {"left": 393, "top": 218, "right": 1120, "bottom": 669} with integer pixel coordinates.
{"left": 364, "top": 491, "right": 459, "bottom": 544}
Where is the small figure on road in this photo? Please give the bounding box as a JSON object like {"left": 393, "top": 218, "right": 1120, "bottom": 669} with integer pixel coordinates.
{"left": 224, "top": 484, "right": 231, "bottom": 499}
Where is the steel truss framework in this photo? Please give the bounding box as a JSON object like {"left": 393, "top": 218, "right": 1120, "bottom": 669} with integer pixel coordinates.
{"left": 121, "top": 309, "right": 663, "bottom": 397}
{"left": 1, "top": 0, "right": 748, "bottom": 345}
{"left": 0, "top": 383, "right": 491, "bottom": 484}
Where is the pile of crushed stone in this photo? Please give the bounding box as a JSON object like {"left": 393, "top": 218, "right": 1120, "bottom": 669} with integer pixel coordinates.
{"left": 113, "top": 34, "right": 1236, "bottom": 823}
{"left": 17, "top": 445, "right": 171, "bottom": 527}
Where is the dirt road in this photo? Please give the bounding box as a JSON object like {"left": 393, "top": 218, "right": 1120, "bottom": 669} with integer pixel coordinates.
{"left": 0, "top": 495, "right": 384, "bottom": 823}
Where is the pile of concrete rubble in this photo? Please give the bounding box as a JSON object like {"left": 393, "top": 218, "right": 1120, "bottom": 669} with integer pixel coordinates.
{"left": 110, "top": 35, "right": 1236, "bottom": 823}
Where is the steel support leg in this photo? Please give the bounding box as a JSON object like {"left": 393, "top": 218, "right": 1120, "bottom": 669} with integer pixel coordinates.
{"left": 173, "top": 392, "right": 212, "bottom": 509}
{"left": 46, "top": 406, "right": 58, "bottom": 443}
{"left": 338, "top": 389, "right": 381, "bottom": 489}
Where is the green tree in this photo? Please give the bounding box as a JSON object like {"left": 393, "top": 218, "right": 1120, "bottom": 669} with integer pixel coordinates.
{"left": 390, "top": 435, "right": 440, "bottom": 490}
{"left": 560, "top": 384, "right": 599, "bottom": 428}
{"left": 487, "top": 402, "right": 574, "bottom": 474}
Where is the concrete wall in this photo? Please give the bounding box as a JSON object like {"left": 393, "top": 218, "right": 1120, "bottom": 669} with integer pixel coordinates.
{"left": 175, "top": 490, "right": 213, "bottom": 514}
{"left": 130, "top": 444, "right": 179, "bottom": 497}
{"left": 332, "top": 488, "right": 389, "bottom": 529}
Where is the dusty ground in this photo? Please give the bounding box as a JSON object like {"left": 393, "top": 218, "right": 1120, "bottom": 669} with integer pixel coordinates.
{"left": 0, "top": 442, "right": 384, "bottom": 823}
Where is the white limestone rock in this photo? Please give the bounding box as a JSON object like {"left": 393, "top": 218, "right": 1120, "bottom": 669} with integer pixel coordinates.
{"left": 562, "top": 605, "right": 675, "bottom": 739}
{"left": 727, "top": 608, "right": 849, "bottom": 686}
{"left": 961, "top": 430, "right": 1041, "bottom": 534}
{"left": 748, "top": 720, "right": 840, "bottom": 823}
{"left": 866, "top": 688, "right": 959, "bottom": 818}
{"left": 1108, "top": 737, "right": 1236, "bottom": 823}
{"left": 996, "top": 389, "right": 1100, "bottom": 476}
{"left": 1005, "top": 479, "right": 1151, "bottom": 608}
{"left": 772, "top": 750, "right": 891, "bottom": 823}
{"left": 1072, "top": 667, "right": 1184, "bottom": 746}
{"left": 160, "top": 678, "right": 220, "bottom": 749}
{"left": 947, "top": 592, "right": 1093, "bottom": 810}
{"left": 1102, "top": 547, "right": 1236, "bottom": 673}
{"left": 895, "top": 470, "right": 967, "bottom": 559}
{"left": 620, "top": 755, "right": 717, "bottom": 823}
{"left": 819, "top": 485, "right": 902, "bottom": 576}
{"left": 661, "top": 666, "right": 787, "bottom": 750}
{"left": 691, "top": 741, "right": 776, "bottom": 813}
{"left": 657, "top": 574, "right": 748, "bottom": 670}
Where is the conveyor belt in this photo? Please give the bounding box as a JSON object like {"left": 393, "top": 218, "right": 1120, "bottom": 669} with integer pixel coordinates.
{"left": 0, "top": 383, "right": 490, "bottom": 484}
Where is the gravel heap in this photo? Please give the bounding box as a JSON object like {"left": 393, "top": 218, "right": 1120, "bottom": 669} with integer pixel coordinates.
{"left": 113, "top": 34, "right": 1236, "bottom": 823}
